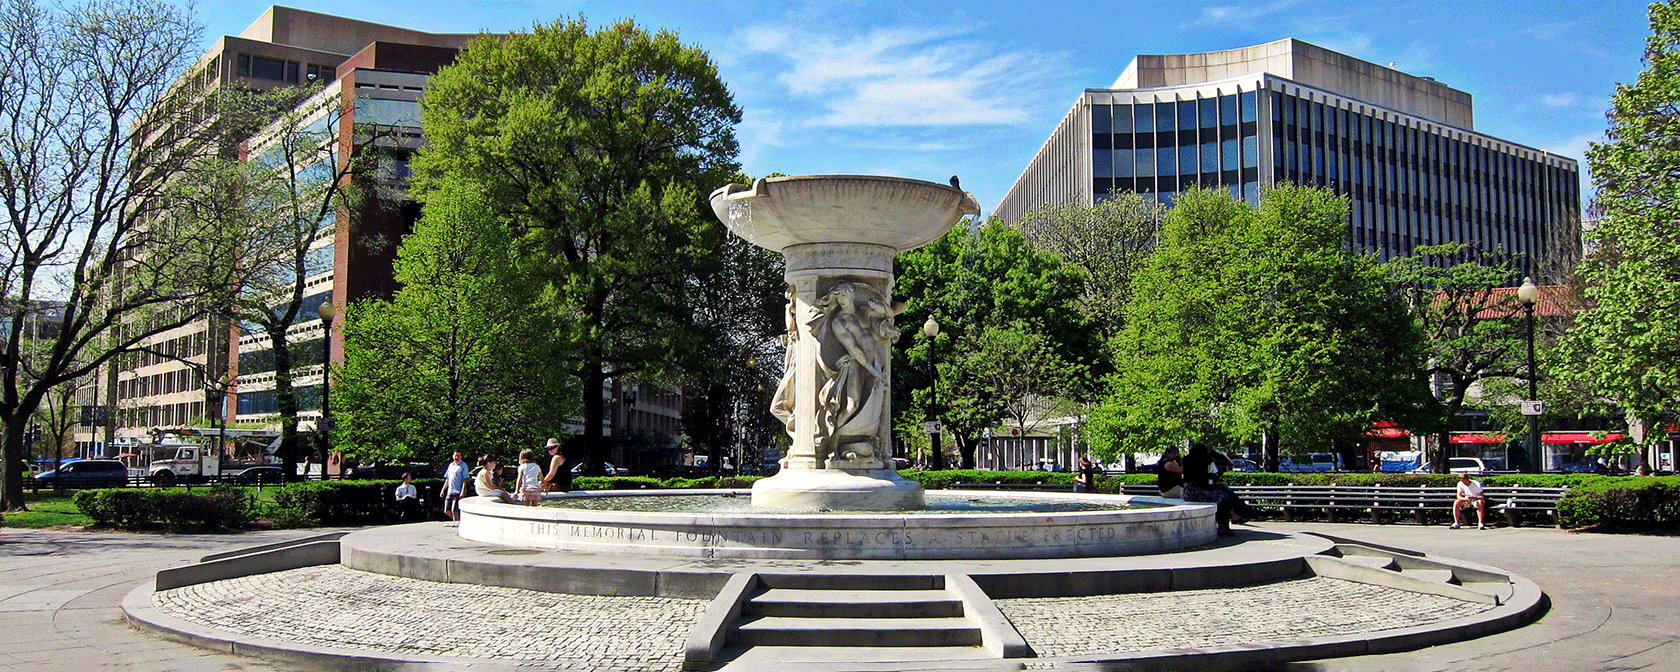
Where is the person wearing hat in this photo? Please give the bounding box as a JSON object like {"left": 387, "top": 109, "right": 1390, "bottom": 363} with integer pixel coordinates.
{"left": 540, "top": 437, "right": 571, "bottom": 493}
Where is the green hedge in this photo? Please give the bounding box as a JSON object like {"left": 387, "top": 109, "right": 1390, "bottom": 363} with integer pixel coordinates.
{"left": 270, "top": 478, "right": 444, "bottom": 527}
{"left": 1555, "top": 476, "right": 1680, "bottom": 531}
{"left": 74, "top": 486, "right": 253, "bottom": 530}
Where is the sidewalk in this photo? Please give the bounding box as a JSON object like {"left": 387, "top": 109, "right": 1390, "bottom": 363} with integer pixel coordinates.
{"left": 0, "top": 527, "right": 342, "bottom": 672}
{"left": 1, "top": 522, "right": 1676, "bottom": 671}
{"left": 1261, "top": 521, "right": 1680, "bottom": 672}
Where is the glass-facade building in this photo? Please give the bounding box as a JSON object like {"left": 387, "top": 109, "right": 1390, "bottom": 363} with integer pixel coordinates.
{"left": 996, "top": 39, "right": 1581, "bottom": 269}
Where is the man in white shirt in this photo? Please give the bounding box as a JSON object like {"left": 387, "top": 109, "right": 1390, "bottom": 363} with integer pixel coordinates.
{"left": 440, "top": 451, "right": 469, "bottom": 527}
{"left": 1452, "top": 472, "right": 1487, "bottom": 530}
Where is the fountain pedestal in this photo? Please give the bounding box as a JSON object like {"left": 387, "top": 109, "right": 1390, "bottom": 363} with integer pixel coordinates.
{"left": 710, "top": 175, "right": 979, "bottom": 511}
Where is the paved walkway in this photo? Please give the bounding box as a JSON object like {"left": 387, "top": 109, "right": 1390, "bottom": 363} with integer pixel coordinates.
{"left": 2, "top": 521, "right": 1677, "bottom": 671}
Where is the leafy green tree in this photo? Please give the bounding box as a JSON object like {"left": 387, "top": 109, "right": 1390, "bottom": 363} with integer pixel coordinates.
{"left": 1015, "top": 192, "right": 1165, "bottom": 335}
{"left": 0, "top": 0, "right": 248, "bottom": 510}
{"left": 412, "top": 18, "right": 741, "bottom": 472}
{"left": 1093, "top": 186, "right": 1430, "bottom": 470}
{"left": 893, "top": 218, "right": 1098, "bottom": 469}
{"left": 334, "top": 187, "right": 578, "bottom": 462}
{"left": 1563, "top": 0, "right": 1680, "bottom": 442}
{"left": 1387, "top": 243, "right": 1529, "bottom": 472}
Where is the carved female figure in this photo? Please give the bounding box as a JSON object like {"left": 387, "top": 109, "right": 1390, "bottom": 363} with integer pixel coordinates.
{"left": 810, "top": 281, "right": 899, "bottom": 462}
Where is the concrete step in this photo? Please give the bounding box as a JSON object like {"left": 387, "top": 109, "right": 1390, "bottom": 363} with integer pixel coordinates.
{"left": 715, "top": 644, "right": 993, "bottom": 667}
{"left": 757, "top": 573, "right": 942, "bottom": 591}
{"left": 1337, "top": 554, "right": 1400, "bottom": 571}
{"left": 1400, "top": 568, "right": 1459, "bottom": 585}
{"left": 747, "top": 588, "right": 963, "bottom": 618}
{"left": 731, "top": 616, "right": 982, "bottom": 647}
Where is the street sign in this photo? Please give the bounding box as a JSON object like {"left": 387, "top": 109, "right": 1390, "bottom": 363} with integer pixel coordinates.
{"left": 1519, "top": 400, "right": 1544, "bottom": 416}
{"left": 925, "top": 421, "right": 942, "bottom": 434}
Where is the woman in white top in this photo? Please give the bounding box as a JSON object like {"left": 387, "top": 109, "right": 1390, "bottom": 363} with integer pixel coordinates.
{"left": 515, "top": 449, "right": 543, "bottom": 505}
{"left": 474, "top": 457, "right": 519, "bottom": 504}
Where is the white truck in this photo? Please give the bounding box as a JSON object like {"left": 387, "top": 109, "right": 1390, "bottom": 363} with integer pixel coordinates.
{"left": 145, "top": 428, "right": 281, "bottom": 486}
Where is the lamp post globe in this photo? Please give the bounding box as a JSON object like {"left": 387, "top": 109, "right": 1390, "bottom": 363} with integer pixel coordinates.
{"left": 1516, "top": 277, "right": 1540, "bottom": 473}
{"left": 922, "top": 316, "right": 942, "bottom": 471}
{"left": 316, "top": 301, "right": 336, "bottom": 479}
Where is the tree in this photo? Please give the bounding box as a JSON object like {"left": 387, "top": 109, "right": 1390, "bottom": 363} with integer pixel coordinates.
{"left": 1562, "top": 0, "right": 1680, "bottom": 440}
{"left": 893, "top": 218, "right": 1098, "bottom": 469}
{"left": 1093, "top": 186, "right": 1430, "bottom": 470}
{"left": 1387, "top": 243, "right": 1529, "bottom": 473}
{"left": 167, "top": 85, "right": 393, "bottom": 476}
{"left": 1015, "top": 192, "right": 1165, "bottom": 335}
{"left": 412, "top": 18, "right": 741, "bottom": 473}
{"left": 0, "top": 0, "right": 246, "bottom": 510}
{"left": 334, "top": 186, "right": 578, "bottom": 462}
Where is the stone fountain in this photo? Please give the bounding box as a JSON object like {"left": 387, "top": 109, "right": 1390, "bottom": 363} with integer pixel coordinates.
{"left": 709, "top": 175, "right": 979, "bottom": 511}
{"left": 454, "top": 175, "right": 1217, "bottom": 559}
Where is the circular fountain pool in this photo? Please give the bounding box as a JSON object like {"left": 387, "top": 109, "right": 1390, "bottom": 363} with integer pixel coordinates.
{"left": 457, "top": 490, "right": 1216, "bottom": 560}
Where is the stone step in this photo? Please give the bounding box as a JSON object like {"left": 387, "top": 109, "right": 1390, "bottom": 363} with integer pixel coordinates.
{"left": 731, "top": 616, "right": 982, "bottom": 647}
{"left": 715, "top": 645, "right": 993, "bottom": 668}
{"left": 747, "top": 588, "right": 963, "bottom": 618}
{"left": 757, "top": 573, "right": 942, "bottom": 591}
{"left": 1400, "top": 568, "right": 1459, "bottom": 585}
{"left": 1337, "top": 554, "right": 1400, "bottom": 571}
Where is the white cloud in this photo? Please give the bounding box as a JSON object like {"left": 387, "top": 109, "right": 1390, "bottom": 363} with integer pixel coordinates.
{"left": 1541, "top": 93, "right": 1579, "bottom": 108}
{"left": 1522, "top": 21, "right": 1579, "bottom": 41}
{"left": 734, "top": 21, "right": 1057, "bottom": 128}
{"left": 1183, "top": 0, "right": 1306, "bottom": 29}
{"left": 1541, "top": 131, "right": 1603, "bottom": 162}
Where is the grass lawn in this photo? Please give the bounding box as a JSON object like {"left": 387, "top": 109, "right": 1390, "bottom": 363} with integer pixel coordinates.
{"left": 4, "top": 490, "right": 93, "bottom": 528}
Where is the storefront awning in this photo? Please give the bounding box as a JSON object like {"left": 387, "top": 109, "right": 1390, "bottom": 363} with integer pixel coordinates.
{"left": 1543, "top": 432, "right": 1626, "bottom": 444}
{"left": 1451, "top": 433, "right": 1508, "bottom": 444}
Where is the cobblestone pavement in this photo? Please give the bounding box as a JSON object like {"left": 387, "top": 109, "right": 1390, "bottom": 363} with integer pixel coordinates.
{"left": 152, "top": 565, "right": 707, "bottom": 671}
{"left": 998, "top": 575, "right": 1493, "bottom": 657}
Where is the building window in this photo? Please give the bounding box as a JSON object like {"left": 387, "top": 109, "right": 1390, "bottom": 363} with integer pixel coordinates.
{"left": 306, "top": 63, "right": 335, "bottom": 83}
{"left": 237, "top": 53, "right": 297, "bottom": 82}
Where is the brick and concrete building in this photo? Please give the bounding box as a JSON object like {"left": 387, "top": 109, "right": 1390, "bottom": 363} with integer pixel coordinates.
{"left": 996, "top": 38, "right": 1582, "bottom": 272}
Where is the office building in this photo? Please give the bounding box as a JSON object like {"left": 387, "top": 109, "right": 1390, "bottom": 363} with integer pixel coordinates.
{"left": 996, "top": 38, "right": 1581, "bottom": 270}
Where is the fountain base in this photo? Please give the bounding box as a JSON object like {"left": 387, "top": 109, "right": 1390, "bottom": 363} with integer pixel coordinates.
{"left": 750, "top": 468, "right": 924, "bottom": 511}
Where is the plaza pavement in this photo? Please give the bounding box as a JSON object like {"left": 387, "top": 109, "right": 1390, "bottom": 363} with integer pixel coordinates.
{"left": 0, "top": 521, "right": 1675, "bottom": 671}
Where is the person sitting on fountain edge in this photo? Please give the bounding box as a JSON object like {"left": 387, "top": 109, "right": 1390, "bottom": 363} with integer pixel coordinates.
{"left": 473, "top": 456, "right": 519, "bottom": 504}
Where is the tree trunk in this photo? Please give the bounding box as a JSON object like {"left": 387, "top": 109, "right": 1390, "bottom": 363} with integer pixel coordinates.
{"left": 582, "top": 368, "right": 608, "bottom": 475}
{"left": 270, "top": 330, "right": 301, "bottom": 480}
{"left": 3, "top": 422, "right": 27, "bottom": 511}
{"left": 957, "top": 434, "right": 976, "bottom": 469}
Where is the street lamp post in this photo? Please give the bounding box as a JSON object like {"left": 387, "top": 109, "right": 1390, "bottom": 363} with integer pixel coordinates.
{"left": 316, "top": 301, "right": 336, "bottom": 480}
{"left": 923, "top": 316, "right": 943, "bottom": 472}
{"left": 1517, "top": 277, "right": 1541, "bottom": 473}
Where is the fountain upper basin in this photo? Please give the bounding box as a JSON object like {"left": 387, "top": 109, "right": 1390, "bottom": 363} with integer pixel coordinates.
{"left": 709, "top": 175, "right": 981, "bottom": 253}
{"left": 458, "top": 490, "right": 1218, "bottom": 560}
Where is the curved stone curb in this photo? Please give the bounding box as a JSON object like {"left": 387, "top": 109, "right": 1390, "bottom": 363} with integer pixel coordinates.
{"left": 121, "top": 582, "right": 545, "bottom": 671}
{"left": 1022, "top": 551, "right": 1546, "bottom": 671}
{"left": 126, "top": 524, "right": 1545, "bottom": 672}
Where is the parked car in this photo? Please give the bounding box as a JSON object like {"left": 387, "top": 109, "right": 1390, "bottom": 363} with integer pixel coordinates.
{"left": 571, "top": 462, "right": 629, "bottom": 476}
{"left": 31, "top": 460, "right": 128, "bottom": 488}
{"left": 227, "top": 465, "right": 285, "bottom": 485}
{"left": 1226, "top": 458, "right": 1261, "bottom": 472}
{"left": 1411, "top": 457, "right": 1489, "bottom": 474}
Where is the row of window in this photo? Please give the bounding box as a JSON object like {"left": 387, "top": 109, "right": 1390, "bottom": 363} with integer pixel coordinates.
{"left": 1094, "top": 138, "right": 1261, "bottom": 179}
{"left": 119, "top": 365, "right": 207, "bottom": 400}
{"left": 238, "top": 336, "right": 326, "bottom": 377}
{"left": 236, "top": 385, "right": 323, "bottom": 416}
{"left": 1090, "top": 92, "right": 1260, "bottom": 134}
{"left": 237, "top": 53, "right": 336, "bottom": 84}
{"left": 114, "top": 401, "right": 205, "bottom": 430}
{"left": 239, "top": 291, "right": 333, "bottom": 336}
{"left": 134, "top": 330, "right": 210, "bottom": 368}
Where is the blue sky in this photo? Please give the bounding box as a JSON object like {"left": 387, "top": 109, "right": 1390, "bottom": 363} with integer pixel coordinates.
{"left": 185, "top": 0, "right": 1652, "bottom": 213}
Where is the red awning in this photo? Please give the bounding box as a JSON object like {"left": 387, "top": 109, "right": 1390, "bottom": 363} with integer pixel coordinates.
{"left": 1543, "top": 432, "right": 1626, "bottom": 444}
{"left": 1451, "top": 433, "right": 1507, "bottom": 444}
{"left": 1367, "top": 427, "right": 1410, "bottom": 438}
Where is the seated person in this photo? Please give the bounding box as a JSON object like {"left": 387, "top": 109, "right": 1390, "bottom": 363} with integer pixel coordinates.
{"left": 473, "top": 457, "right": 519, "bottom": 504}
{"left": 1453, "top": 472, "right": 1488, "bottom": 529}
{"left": 1156, "top": 446, "right": 1184, "bottom": 499}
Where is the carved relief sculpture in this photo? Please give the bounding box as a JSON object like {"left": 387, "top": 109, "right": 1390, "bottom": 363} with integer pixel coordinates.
{"left": 809, "top": 281, "right": 901, "bottom": 463}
